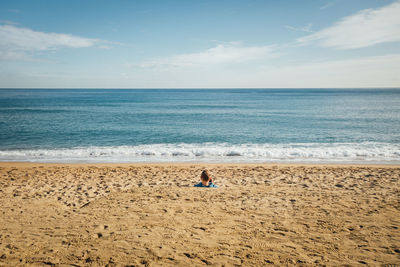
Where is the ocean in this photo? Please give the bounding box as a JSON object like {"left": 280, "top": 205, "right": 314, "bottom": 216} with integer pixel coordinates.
{"left": 0, "top": 88, "right": 399, "bottom": 163}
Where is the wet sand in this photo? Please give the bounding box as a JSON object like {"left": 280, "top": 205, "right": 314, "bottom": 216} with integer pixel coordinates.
{"left": 0, "top": 163, "right": 399, "bottom": 266}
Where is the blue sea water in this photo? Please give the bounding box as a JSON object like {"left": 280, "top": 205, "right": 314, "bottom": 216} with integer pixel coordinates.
{"left": 0, "top": 88, "right": 399, "bottom": 163}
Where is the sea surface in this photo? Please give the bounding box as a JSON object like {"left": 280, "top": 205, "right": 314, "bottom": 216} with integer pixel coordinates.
{"left": 0, "top": 88, "right": 399, "bottom": 163}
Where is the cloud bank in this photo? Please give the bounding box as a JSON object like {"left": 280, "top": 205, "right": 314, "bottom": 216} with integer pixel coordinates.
{"left": 298, "top": 0, "right": 400, "bottom": 49}
{"left": 138, "top": 43, "right": 276, "bottom": 69}
{"left": 252, "top": 54, "right": 400, "bottom": 88}
{"left": 2, "top": 53, "right": 399, "bottom": 88}
{"left": 0, "top": 24, "right": 101, "bottom": 60}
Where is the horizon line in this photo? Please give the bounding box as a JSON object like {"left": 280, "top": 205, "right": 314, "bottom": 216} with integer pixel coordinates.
{"left": 1, "top": 87, "right": 400, "bottom": 90}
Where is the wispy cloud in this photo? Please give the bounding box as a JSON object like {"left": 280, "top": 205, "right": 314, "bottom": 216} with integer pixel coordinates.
{"left": 7, "top": 9, "right": 20, "bottom": 13}
{"left": 137, "top": 43, "right": 277, "bottom": 69}
{"left": 285, "top": 23, "right": 313, "bottom": 33}
{"left": 253, "top": 54, "right": 400, "bottom": 88}
{"left": 0, "top": 24, "right": 103, "bottom": 61}
{"left": 3, "top": 53, "right": 398, "bottom": 88}
{"left": 298, "top": 0, "right": 400, "bottom": 49}
{"left": 320, "top": 1, "right": 337, "bottom": 10}
{"left": 119, "top": 54, "right": 400, "bottom": 88}
{"left": 0, "top": 20, "right": 19, "bottom": 26}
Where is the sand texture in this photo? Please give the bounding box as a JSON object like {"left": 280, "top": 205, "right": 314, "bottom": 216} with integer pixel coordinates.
{"left": 0, "top": 163, "right": 399, "bottom": 266}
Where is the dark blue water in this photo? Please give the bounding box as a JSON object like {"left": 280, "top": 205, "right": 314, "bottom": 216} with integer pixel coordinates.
{"left": 0, "top": 89, "right": 399, "bottom": 163}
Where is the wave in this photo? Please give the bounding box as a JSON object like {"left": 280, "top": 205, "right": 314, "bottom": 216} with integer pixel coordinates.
{"left": 0, "top": 142, "right": 399, "bottom": 163}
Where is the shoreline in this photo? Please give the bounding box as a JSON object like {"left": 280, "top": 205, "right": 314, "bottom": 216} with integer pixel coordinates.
{"left": 1, "top": 161, "right": 400, "bottom": 168}
{"left": 1, "top": 142, "right": 399, "bottom": 165}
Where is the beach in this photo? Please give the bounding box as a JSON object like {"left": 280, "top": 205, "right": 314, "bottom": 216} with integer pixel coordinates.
{"left": 0, "top": 163, "right": 399, "bottom": 266}
{"left": 2, "top": 0, "right": 400, "bottom": 265}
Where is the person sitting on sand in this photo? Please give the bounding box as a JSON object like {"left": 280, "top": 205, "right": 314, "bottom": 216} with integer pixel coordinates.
{"left": 194, "top": 170, "right": 218, "bottom": 188}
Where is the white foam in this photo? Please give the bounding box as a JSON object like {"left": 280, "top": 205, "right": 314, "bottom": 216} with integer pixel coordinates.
{"left": 0, "top": 142, "right": 399, "bottom": 163}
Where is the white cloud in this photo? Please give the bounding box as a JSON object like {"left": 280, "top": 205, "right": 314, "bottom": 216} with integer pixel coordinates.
{"left": 2, "top": 54, "right": 399, "bottom": 88}
{"left": 137, "top": 43, "right": 276, "bottom": 69}
{"left": 141, "top": 54, "right": 400, "bottom": 88}
{"left": 0, "top": 20, "right": 19, "bottom": 25}
{"left": 320, "top": 1, "right": 337, "bottom": 10}
{"left": 285, "top": 24, "right": 313, "bottom": 33}
{"left": 250, "top": 54, "right": 400, "bottom": 88}
{"left": 298, "top": 0, "right": 400, "bottom": 49}
{"left": 0, "top": 24, "right": 102, "bottom": 60}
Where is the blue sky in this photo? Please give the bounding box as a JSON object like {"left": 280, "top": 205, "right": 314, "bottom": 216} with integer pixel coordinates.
{"left": 0, "top": 0, "right": 399, "bottom": 88}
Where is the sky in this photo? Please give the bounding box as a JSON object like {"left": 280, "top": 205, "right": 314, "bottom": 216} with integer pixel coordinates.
{"left": 0, "top": 0, "right": 399, "bottom": 88}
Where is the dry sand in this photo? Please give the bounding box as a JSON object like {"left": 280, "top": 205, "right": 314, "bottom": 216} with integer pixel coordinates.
{"left": 0, "top": 162, "right": 399, "bottom": 266}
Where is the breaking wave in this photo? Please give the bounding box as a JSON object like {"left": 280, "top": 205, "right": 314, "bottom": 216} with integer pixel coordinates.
{"left": 0, "top": 142, "right": 399, "bottom": 163}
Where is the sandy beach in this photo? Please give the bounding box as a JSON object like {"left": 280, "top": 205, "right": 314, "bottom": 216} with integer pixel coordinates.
{"left": 0, "top": 163, "right": 399, "bottom": 266}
